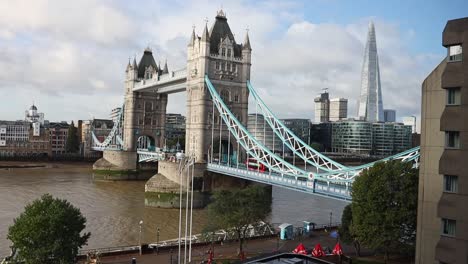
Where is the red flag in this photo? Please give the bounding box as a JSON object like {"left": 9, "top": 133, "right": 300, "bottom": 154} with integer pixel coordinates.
{"left": 311, "top": 243, "right": 325, "bottom": 257}
{"left": 292, "top": 243, "right": 307, "bottom": 255}
{"left": 332, "top": 242, "right": 343, "bottom": 255}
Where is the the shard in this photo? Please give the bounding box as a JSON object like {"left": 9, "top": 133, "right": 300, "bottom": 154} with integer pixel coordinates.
{"left": 357, "top": 21, "right": 384, "bottom": 122}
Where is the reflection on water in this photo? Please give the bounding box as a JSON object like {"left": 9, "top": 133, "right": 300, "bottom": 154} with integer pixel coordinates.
{"left": 0, "top": 164, "right": 347, "bottom": 256}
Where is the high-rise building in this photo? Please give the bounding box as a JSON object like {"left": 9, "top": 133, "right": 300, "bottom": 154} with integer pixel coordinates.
{"left": 165, "top": 113, "right": 186, "bottom": 140}
{"left": 383, "top": 109, "right": 396, "bottom": 122}
{"left": 329, "top": 98, "right": 348, "bottom": 121}
{"left": 314, "top": 91, "right": 330, "bottom": 123}
{"left": 416, "top": 17, "right": 468, "bottom": 264}
{"left": 402, "top": 116, "right": 417, "bottom": 133}
{"left": 358, "top": 22, "right": 384, "bottom": 122}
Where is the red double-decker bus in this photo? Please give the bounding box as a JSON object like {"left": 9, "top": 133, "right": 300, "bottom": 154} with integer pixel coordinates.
{"left": 246, "top": 158, "right": 267, "bottom": 172}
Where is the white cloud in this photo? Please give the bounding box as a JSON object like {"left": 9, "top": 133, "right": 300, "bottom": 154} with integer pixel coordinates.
{"left": 0, "top": 0, "right": 441, "bottom": 131}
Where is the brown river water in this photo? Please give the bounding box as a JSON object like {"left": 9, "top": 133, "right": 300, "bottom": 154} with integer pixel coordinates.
{"left": 0, "top": 162, "right": 347, "bottom": 256}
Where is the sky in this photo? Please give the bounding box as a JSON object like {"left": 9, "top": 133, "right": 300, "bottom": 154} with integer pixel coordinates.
{"left": 0, "top": 0, "right": 466, "bottom": 132}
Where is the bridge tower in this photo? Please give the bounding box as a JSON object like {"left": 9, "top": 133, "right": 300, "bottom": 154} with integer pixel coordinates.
{"left": 186, "top": 10, "right": 252, "bottom": 162}
{"left": 123, "top": 48, "right": 168, "bottom": 152}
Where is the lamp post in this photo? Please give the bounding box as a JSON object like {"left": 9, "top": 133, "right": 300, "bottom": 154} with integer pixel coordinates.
{"left": 329, "top": 211, "right": 332, "bottom": 228}
{"left": 156, "top": 227, "right": 160, "bottom": 255}
{"left": 139, "top": 220, "right": 143, "bottom": 255}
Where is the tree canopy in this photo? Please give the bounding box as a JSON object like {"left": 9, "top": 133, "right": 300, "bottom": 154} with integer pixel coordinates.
{"left": 207, "top": 185, "right": 272, "bottom": 256}
{"left": 66, "top": 121, "right": 80, "bottom": 153}
{"left": 7, "top": 194, "right": 90, "bottom": 264}
{"left": 350, "top": 160, "right": 418, "bottom": 260}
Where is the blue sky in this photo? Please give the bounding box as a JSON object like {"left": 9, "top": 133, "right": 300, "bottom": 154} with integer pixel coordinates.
{"left": 0, "top": 0, "right": 465, "bottom": 131}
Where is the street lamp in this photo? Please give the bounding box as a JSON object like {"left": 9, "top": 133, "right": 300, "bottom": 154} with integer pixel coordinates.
{"left": 156, "top": 227, "right": 160, "bottom": 255}
{"left": 139, "top": 220, "right": 143, "bottom": 255}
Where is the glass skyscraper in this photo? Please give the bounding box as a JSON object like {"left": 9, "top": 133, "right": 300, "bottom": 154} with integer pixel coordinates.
{"left": 358, "top": 21, "right": 384, "bottom": 122}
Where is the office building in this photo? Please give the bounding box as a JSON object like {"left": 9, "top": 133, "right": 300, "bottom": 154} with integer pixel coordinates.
{"left": 0, "top": 120, "right": 50, "bottom": 158}
{"left": 331, "top": 120, "right": 373, "bottom": 155}
{"left": 329, "top": 98, "right": 348, "bottom": 121}
{"left": 165, "top": 113, "right": 186, "bottom": 140}
{"left": 331, "top": 120, "right": 412, "bottom": 156}
{"left": 314, "top": 91, "right": 330, "bottom": 123}
{"left": 403, "top": 116, "right": 417, "bottom": 133}
{"left": 248, "top": 114, "right": 281, "bottom": 152}
{"left": 358, "top": 21, "right": 384, "bottom": 122}
{"left": 281, "top": 118, "right": 311, "bottom": 144}
{"left": 383, "top": 109, "right": 396, "bottom": 122}
{"left": 416, "top": 17, "right": 468, "bottom": 264}
{"left": 310, "top": 122, "right": 332, "bottom": 152}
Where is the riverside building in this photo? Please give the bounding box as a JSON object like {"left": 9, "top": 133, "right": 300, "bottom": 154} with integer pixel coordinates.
{"left": 416, "top": 17, "right": 468, "bottom": 264}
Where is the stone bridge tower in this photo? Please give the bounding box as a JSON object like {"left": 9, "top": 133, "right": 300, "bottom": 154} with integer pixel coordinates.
{"left": 186, "top": 10, "right": 252, "bottom": 162}
{"left": 123, "top": 48, "right": 169, "bottom": 152}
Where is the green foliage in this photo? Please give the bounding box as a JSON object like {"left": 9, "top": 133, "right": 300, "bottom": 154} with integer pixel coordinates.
{"left": 66, "top": 121, "right": 80, "bottom": 153}
{"left": 309, "top": 142, "right": 324, "bottom": 152}
{"left": 351, "top": 160, "right": 418, "bottom": 259}
{"left": 7, "top": 194, "right": 90, "bottom": 264}
{"left": 166, "top": 137, "right": 185, "bottom": 150}
{"left": 207, "top": 185, "right": 272, "bottom": 254}
{"left": 339, "top": 204, "right": 353, "bottom": 243}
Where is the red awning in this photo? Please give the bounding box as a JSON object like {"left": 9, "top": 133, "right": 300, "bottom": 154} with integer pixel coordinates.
{"left": 292, "top": 243, "right": 307, "bottom": 255}
{"left": 311, "top": 243, "right": 325, "bottom": 257}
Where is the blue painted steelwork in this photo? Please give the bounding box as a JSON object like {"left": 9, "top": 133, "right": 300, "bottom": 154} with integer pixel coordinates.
{"left": 247, "top": 80, "right": 346, "bottom": 172}
{"left": 91, "top": 105, "right": 125, "bottom": 151}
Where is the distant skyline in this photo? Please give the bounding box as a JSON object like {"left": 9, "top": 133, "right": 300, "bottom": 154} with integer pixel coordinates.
{"left": 1, "top": 0, "right": 467, "bottom": 132}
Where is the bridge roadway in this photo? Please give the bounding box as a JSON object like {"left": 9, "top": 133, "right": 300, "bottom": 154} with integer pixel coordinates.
{"left": 207, "top": 163, "right": 351, "bottom": 201}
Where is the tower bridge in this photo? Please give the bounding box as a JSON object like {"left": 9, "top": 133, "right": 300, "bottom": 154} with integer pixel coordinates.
{"left": 92, "top": 10, "right": 420, "bottom": 201}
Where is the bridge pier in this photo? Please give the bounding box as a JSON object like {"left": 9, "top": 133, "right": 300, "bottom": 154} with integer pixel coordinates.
{"left": 144, "top": 160, "right": 266, "bottom": 208}
{"left": 93, "top": 150, "right": 156, "bottom": 180}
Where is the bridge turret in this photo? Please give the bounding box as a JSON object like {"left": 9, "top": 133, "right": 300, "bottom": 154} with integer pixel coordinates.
{"left": 242, "top": 31, "right": 252, "bottom": 81}
{"left": 186, "top": 10, "right": 251, "bottom": 162}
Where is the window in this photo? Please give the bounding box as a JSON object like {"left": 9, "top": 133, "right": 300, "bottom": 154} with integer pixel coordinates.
{"left": 224, "top": 62, "right": 228, "bottom": 71}
{"left": 227, "top": 48, "right": 231, "bottom": 57}
{"left": 441, "top": 218, "right": 456, "bottom": 236}
{"left": 443, "top": 175, "right": 458, "bottom": 193}
{"left": 447, "top": 44, "right": 462, "bottom": 62}
{"left": 446, "top": 88, "right": 461, "bottom": 105}
{"left": 221, "top": 48, "right": 226, "bottom": 56}
{"left": 445, "top": 131, "right": 460, "bottom": 149}
{"left": 234, "top": 94, "right": 239, "bottom": 102}
{"left": 216, "top": 61, "right": 220, "bottom": 70}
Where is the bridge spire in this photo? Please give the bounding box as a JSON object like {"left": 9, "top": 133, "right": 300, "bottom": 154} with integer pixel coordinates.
{"left": 243, "top": 28, "right": 251, "bottom": 50}
{"left": 188, "top": 26, "right": 196, "bottom": 47}
{"left": 132, "top": 56, "right": 138, "bottom": 69}
{"left": 163, "top": 59, "right": 169, "bottom": 74}
{"left": 125, "top": 58, "right": 131, "bottom": 72}
{"left": 201, "top": 20, "right": 210, "bottom": 42}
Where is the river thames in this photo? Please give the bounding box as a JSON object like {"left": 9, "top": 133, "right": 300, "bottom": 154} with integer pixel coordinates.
{"left": 0, "top": 163, "right": 347, "bottom": 256}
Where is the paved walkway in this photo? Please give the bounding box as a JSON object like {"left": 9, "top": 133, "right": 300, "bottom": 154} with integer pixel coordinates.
{"left": 79, "top": 230, "right": 356, "bottom": 264}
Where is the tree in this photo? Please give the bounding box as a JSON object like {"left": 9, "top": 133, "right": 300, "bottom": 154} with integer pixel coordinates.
{"left": 207, "top": 185, "right": 271, "bottom": 257}
{"left": 351, "top": 160, "right": 418, "bottom": 262}
{"left": 66, "top": 121, "right": 80, "bottom": 153}
{"left": 7, "top": 194, "right": 90, "bottom": 264}
{"left": 338, "top": 204, "right": 360, "bottom": 256}
{"left": 309, "top": 142, "right": 324, "bottom": 152}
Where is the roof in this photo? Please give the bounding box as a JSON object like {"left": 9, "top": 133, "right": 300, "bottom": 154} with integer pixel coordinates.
{"left": 278, "top": 223, "right": 292, "bottom": 228}
{"left": 137, "top": 48, "right": 158, "bottom": 78}
{"left": 30, "top": 104, "right": 37, "bottom": 111}
{"left": 209, "top": 11, "right": 242, "bottom": 57}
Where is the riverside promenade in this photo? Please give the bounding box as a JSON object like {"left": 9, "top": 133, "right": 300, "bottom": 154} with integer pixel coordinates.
{"left": 78, "top": 230, "right": 354, "bottom": 264}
